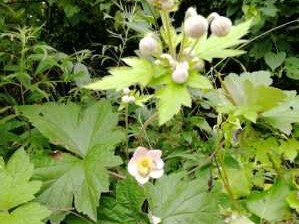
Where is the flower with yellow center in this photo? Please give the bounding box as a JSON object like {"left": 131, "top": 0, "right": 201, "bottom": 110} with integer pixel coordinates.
{"left": 128, "top": 147, "right": 164, "bottom": 184}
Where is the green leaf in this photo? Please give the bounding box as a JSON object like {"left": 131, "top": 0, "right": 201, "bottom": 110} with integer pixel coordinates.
{"left": 221, "top": 72, "right": 286, "bottom": 122}
{"left": 0, "top": 202, "right": 51, "bottom": 224}
{"left": 146, "top": 173, "right": 222, "bottom": 224}
{"left": 285, "top": 57, "right": 299, "bottom": 80}
{"left": 0, "top": 149, "right": 42, "bottom": 210}
{"left": 98, "top": 177, "right": 149, "bottom": 224}
{"left": 18, "top": 101, "right": 124, "bottom": 222}
{"left": 186, "top": 71, "right": 213, "bottom": 90}
{"left": 262, "top": 95, "right": 299, "bottom": 135}
{"left": 287, "top": 191, "right": 299, "bottom": 213}
{"left": 226, "top": 167, "right": 252, "bottom": 198}
{"left": 85, "top": 57, "right": 154, "bottom": 91}
{"left": 0, "top": 149, "right": 50, "bottom": 224}
{"left": 246, "top": 180, "right": 291, "bottom": 222}
{"left": 157, "top": 83, "right": 191, "bottom": 125}
{"left": 278, "top": 138, "right": 299, "bottom": 162}
{"left": 196, "top": 20, "right": 251, "bottom": 61}
{"left": 264, "top": 52, "right": 286, "bottom": 71}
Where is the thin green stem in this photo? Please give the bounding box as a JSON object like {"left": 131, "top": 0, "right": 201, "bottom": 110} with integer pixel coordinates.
{"left": 160, "top": 10, "right": 175, "bottom": 56}
{"left": 125, "top": 104, "right": 129, "bottom": 159}
{"left": 138, "top": 112, "right": 158, "bottom": 147}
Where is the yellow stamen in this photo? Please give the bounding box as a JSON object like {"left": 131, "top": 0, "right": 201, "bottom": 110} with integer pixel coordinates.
{"left": 137, "top": 157, "right": 153, "bottom": 177}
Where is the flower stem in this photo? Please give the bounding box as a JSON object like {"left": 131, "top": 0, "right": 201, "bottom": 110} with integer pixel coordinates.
{"left": 138, "top": 112, "right": 158, "bottom": 147}
{"left": 160, "top": 10, "right": 175, "bottom": 57}
{"left": 125, "top": 104, "right": 129, "bottom": 159}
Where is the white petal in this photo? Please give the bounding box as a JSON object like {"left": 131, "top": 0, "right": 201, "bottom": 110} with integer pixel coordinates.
{"left": 128, "top": 160, "right": 138, "bottom": 176}
{"left": 147, "top": 150, "right": 162, "bottom": 160}
{"left": 133, "top": 147, "right": 148, "bottom": 158}
{"left": 154, "top": 158, "right": 164, "bottom": 169}
{"left": 149, "top": 169, "right": 164, "bottom": 179}
{"left": 135, "top": 174, "right": 150, "bottom": 185}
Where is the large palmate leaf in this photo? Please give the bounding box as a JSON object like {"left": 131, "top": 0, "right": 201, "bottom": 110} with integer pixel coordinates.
{"left": 0, "top": 149, "right": 50, "bottom": 224}
{"left": 98, "top": 177, "right": 149, "bottom": 224}
{"left": 196, "top": 20, "right": 251, "bottom": 61}
{"left": 85, "top": 57, "right": 154, "bottom": 91}
{"left": 18, "top": 101, "right": 124, "bottom": 222}
{"left": 246, "top": 180, "right": 291, "bottom": 222}
{"left": 262, "top": 95, "right": 299, "bottom": 135}
{"left": 146, "top": 173, "right": 222, "bottom": 224}
{"left": 216, "top": 71, "right": 287, "bottom": 122}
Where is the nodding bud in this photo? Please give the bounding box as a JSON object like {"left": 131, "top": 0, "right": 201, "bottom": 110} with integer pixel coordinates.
{"left": 139, "top": 34, "right": 159, "bottom": 56}
{"left": 210, "top": 15, "right": 232, "bottom": 37}
{"left": 184, "top": 15, "right": 208, "bottom": 39}
{"left": 123, "top": 88, "right": 130, "bottom": 95}
{"left": 185, "top": 7, "right": 197, "bottom": 19}
{"left": 192, "top": 57, "right": 205, "bottom": 71}
{"left": 172, "top": 62, "right": 189, "bottom": 84}
{"left": 122, "top": 95, "right": 135, "bottom": 103}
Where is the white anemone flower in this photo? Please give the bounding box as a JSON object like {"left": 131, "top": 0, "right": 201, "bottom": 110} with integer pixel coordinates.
{"left": 128, "top": 147, "right": 164, "bottom": 184}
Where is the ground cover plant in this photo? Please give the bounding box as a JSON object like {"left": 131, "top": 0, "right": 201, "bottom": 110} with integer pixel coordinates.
{"left": 1, "top": 0, "right": 299, "bottom": 224}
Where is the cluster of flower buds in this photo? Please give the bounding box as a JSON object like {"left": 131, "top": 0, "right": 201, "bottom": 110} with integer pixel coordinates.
{"left": 121, "top": 88, "right": 135, "bottom": 104}
{"left": 184, "top": 8, "right": 232, "bottom": 39}
{"left": 146, "top": 0, "right": 175, "bottom": 11}
{"left": 139, "top": 33, "right": 161, "bottom": 57}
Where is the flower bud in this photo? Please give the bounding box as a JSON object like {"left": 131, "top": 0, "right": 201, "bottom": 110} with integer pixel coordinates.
{"left": 184, "top": 15, "right": 208, "bottom": 39}
{"left": 123, "top": 88, "right": 130, "bottom": 95}
{"left": 122, "top": 95, "right": 135, "bottom": 103}
{"left": 185, "top": 7, "right": 197, "bottom": 19}
{"left": 128, "top": 96, "right": 136, "bottom": 103}
{"left": 139, "top": 34, "right": 159, "bottom": 57}
{"left": 160, "top": 54, "right": 177, "bottom": 68}
{"left": 172, "top": 62, "right": 189, "bottom": 84}
{"left": 210, "top": 16, "right": 232, "bottom": 37}
{"left": 192, "top": 57, "right": 205, "bottom": 71}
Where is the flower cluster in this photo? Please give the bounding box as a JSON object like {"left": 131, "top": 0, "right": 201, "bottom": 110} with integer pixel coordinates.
{"left": 121, "top": 88, "right": 135, "bottom": 104}
{"left": 138, "top": 7, "right": 232, "bottom": 85}
{"left": 128, "top": 147, "right": 164, "bottom": 184}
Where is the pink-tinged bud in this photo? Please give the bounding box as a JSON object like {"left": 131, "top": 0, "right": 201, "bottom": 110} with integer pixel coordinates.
{"left": 210, "top": 16, "right": 232, "bottom": 37}
{"left": 139, "top": 34, "right": 159, "bottom": 56}
{"left": 185, "top": 7, "right": 197, "bottom": 19}
{"left": 172, "top": 62, "right": 189, "bottom": 84}
{"left": 184, "top": 15, "right": 208, "bottom": 39}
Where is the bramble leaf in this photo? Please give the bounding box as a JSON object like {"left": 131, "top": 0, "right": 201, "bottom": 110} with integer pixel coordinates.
{"left": 18, "top": 101, "right": 124, "bottom": 222}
